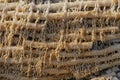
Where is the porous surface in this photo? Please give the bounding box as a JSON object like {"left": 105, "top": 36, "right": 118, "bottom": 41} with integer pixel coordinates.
{"left": 0, "top": 0, "right": 120, "bottom": 80}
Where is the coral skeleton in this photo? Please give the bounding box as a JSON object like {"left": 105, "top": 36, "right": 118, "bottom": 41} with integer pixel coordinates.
{"left": 0, "top": 0, "right": 120, "bottom": 80}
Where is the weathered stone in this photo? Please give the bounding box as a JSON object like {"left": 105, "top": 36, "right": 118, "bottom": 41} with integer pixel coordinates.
{"left": 91, "top": 76, "right": 118, "bottom": 80}
{"left": 117, "top": 72, "right": 120, "bottom": 78}
{"left": 106, "top": 69, "right": 112, "bottom": 74}
{"left": 112, "top": 77, "right": 119, "bottom": 80}
{"left": 112, "top": 67, "right": 120, "bottom": 72}
{"left": 106, "top": 72, "right": 116, "bottom": 76}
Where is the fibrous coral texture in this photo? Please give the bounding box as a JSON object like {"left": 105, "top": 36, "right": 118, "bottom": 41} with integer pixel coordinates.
{"left": 0, "top": 0, "right": 120, "bottom": 80}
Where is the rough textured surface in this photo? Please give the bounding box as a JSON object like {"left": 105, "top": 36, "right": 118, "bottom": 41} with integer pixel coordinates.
{"left": 91, "top": 66, "right": 120, "bottom": 80}
{"left": 0, "top": 0, "right": 120, "bottom": 80}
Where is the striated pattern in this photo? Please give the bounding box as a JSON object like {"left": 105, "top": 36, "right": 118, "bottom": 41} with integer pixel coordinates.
{"left": 0, "top": 0, "right": 120, "bottom": 80}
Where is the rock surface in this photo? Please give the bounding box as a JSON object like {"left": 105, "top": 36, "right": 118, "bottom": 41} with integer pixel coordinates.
{"left": 90, "top": 66, "right": 120, "bottom": 80}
